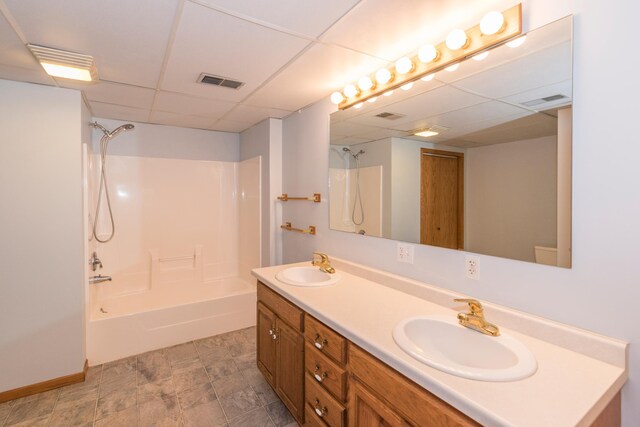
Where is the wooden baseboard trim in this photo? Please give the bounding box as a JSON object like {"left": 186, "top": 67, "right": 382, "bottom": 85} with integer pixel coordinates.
{"left": 0, "top": 360, "right": 88, "bottom": 404}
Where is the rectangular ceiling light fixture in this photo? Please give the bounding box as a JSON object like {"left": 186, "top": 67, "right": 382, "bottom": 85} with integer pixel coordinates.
{"left": 27, "top": 44, "right": 98, "bottom": 82}
{"left": 414, "top": 129, "right": 440, "bottom": 138}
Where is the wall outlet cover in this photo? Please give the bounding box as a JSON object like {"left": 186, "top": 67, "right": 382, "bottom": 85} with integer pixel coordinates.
{"left": 465, "top": 255, "right": 480, "bottom": 279}
{"left": 397, "top": 243, "right": 415, "bottom": 264}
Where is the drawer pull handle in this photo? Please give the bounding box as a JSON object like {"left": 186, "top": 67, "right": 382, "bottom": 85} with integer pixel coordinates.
{"left": 314, "top": 334, "right": 328, "bottom": 349}
{"left": 314, "top": 364, "right": 328, "bottom": 382}
{"left": 314, "top": 399, "right": 328, "bottom": 417}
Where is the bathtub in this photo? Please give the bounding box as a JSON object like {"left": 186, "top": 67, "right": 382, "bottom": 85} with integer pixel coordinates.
{"left": 86, "top": 276, "right": 256, "bottom": 365}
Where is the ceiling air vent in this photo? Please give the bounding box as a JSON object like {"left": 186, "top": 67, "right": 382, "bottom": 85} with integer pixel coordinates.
{"left": 375, "top": 112, "right": 405, "bottom": 120}
{"left": 197, "top": 73, "right": 245, "bottom": 89}
{"left": 521, "top": 94, "right": 568, "bottom": 107}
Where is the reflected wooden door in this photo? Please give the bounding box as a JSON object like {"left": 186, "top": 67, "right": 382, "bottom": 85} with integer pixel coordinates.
{"left": 420, "top": 149, "right": 464, "bottom": 249}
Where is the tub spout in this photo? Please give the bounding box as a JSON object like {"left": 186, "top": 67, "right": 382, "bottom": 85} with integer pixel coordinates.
{"left": 90, "top": 275, "right": 112, "bottom": 284}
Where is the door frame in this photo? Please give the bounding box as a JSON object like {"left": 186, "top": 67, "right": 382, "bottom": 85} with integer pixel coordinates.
{"left": 420, "top": 148, "right": 464, "bottom": 249}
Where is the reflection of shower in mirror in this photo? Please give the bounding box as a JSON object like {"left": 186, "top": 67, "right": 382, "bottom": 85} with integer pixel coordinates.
{"left": 342, "top": 147, "right": 365, "bottom": 225}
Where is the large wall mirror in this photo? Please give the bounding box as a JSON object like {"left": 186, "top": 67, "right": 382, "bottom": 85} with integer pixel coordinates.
{"left": 329, "top": 17, "right": 572, "bottom": 268}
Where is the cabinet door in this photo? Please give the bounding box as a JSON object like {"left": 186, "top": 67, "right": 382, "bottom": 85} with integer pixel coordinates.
{"left": 350, "top": 380, "right": 410, "bottom": 427}
{"left": 257, "top": 302, "right": 277, "bottom": 386}
{"left": 275, "top": 318, "right": 305, "bottom": 422}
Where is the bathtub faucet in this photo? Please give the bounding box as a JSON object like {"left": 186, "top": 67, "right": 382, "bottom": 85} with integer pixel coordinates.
{"left": 90, "top": 275, "right": 112, "bottom": 284}
{"left": 90, "top": 252, "right": 103, "bottom": 272}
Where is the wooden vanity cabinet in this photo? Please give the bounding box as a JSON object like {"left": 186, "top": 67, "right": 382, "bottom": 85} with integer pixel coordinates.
{"left": 257, "top": 282, "right": 305, "bottom": 424}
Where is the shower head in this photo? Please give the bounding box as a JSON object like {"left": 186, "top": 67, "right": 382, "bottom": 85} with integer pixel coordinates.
{"left": 342, "top": 147, "right": 365, "bottom": 159}
{"left": 342, "top": 147, "right": 351, "bottom": 152}
{"left": 91, "top": 121, "right": 134, "bottom": 139}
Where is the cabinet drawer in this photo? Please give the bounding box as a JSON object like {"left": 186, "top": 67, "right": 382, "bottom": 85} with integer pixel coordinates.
{"left": 304, "top": 315, "right": 347, "bottom": 364}
{"left": 349, "top": 345, "right": 480, "bottom": 427}
{"left": 305, "top": 373, "right": 346, "bottom": 427}
{"left": 304, "top": 404, "right": 328, "bottom": 427}
{"left": 257, "top": 281, "right": 303, "bottom": 332}
{"left": 305, "top": 342, "right": 347, "bottom": 402}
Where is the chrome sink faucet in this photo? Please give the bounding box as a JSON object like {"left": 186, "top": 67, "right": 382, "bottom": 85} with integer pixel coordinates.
{"left": 454, "top": 298, "right": 500, "bottom": 336}
{"left": 312, "top": 252, "right": 335, "bottom": 274}
{"left": 90, "top": 251, "right": 103, "bottom": 272}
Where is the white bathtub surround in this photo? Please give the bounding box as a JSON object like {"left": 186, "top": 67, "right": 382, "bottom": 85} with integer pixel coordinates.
{"left": 86, "top": 153, "right": 261, "bottom": 364}
{"left": 253, "top": 259, "right": 627, "bottom": 427}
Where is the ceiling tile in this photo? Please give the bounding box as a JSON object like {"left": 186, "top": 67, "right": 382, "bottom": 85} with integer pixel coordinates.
{"left": 0, "top": 10, "right": 41, "bottom": 71}
{"left": 244, "top": 42, "right": 387, "bottom": 111}
{"left": 0, "top": 64, "right": 54, "bottom": 86}
{"left": 161, "top": 2, "right": 310, "bottom": 102}
{"left": 210, "top": 119, "right": 254, "bottom": 133}
{"left": 90, "top": 101, "right": 151, "bottom": 123}
{"left": 191, "top": 0, "right": 361, "bottom": 38}
{"left": 150, "top": 111, "right": 216, "bottom": 130}
{"left": 153, "top": 91, "right": 236, "bottom": 118}
{"left": 223, "top": 104, "right": 291, "bottom": 123}
{"left": 4, "top": 0, "right": 180, "bottom": 87}
{"left": 59, "top": 81, "right": 157, "bottom": 110}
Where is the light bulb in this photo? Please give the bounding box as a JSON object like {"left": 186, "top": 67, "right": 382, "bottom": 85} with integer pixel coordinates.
{"left": 480, "top": 11, "right": 505, "bottom": 36}
{"left": 330, "top": 91, "right": 344, "bottom": 105}
{"left": 343, "top": 84, "right": 359, "bottom": 99}
{"left": 472, "top": 51, "right": 490, "bottom": 61}
{"left": 354, "top": 102, "right": 364, "bottom": 109}
{"left": 375, "top": 68, "right": 393, "bottom": 85}
{"left": 395, "top": 57, "right": 414, "bottom": 75}
{"left": 383, "top": 90, "right": 394, "bottom": 97}
{"left": 367, "top": 96, "right": 378, "bottom": 103}
{"left": 506, "top": 35, "right": 526, "bottom": 48}
{"left": 418, "top": 44, "right": 439, "bottom": 63}
{"left": 401, "top": 82, "right": 414, "bottom": 91}
{"left": 446, "top": 29, "right": 468, "bottom": 51}
{"left": 421, "top": 73, "right": 435, "bottom": 82}
{"left": 358, "top": 76, "right": 374, "bottom": 91}
{"left": 445, "top": 63, "right": 459, "bottom": 72}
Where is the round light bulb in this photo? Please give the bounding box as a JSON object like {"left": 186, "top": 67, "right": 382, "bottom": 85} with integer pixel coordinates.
{"left": 395, "top": 57, "right": 414, "bottom": 75}
{"left": 421, "top": 73, "right": 435, "bottom": 82}
{"left": 418, "top": 44, "right": 439, "bottom": 63}
{"left": 330, "top": 91, "right": 344, "bottom": 105}
{"left": 446, "top": 29, "right": 469, "bottom": 51}
{"left": 354, "top": 102, "right": 364, "bottom": 109}
{"left": 445, "top": 63, "right": 460, "bottom": 72}
{"left": 480, "top": 11, "right": 505, "bottom": 36}
{"left": 472, "top": 51, "right": 490, "bottom": 61}
{"left": 400, "top": 82, "right": 414, "bottom": 91}
{"left": 383, "top": 90, "right": 394, "bottom": 97}
{"left": 506, "top": 35, "right": 526, "bottom": 48}
{"left": 343, "top": 84, "right": 359, "bottom": 99}
{"left": 367, "top": 96, "right": 378, "bottom": 103}
{"left": 358, "top": 76, "right": 374, "bottom": 91}
{"left": 375, "top": 68, "right": 393, "bottom": 85}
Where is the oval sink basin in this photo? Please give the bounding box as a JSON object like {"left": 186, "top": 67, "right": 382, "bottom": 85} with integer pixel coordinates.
{"left": 275, "top": 266, "right": 340, "bottom": 287}
{"left": 393, "top": 315, "right": 536, "bottom": 381}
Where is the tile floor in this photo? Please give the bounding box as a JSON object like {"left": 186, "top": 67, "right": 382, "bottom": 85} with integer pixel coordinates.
{"left": 0, "top": 326, "right": 299, "bottom": 427}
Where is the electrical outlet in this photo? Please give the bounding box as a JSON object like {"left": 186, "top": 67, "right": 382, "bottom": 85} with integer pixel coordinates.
{"left": 397, "top": 243, "right": 414, "bottom": 264}
{"left": 465, "top": 256, "right": 480, "bottom": 279}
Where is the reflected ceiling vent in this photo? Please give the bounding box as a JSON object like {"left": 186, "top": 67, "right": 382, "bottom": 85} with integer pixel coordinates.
{"left": 375, "top": 112, "right": 405, "bottom": 120}
{"left": 197, "top": 73, "right": 245, "bottom": 89}
{"left": 521, "top": 94, "right": 568, "bottom": 107}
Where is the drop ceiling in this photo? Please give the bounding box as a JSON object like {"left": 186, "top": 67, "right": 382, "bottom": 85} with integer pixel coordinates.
{"left": 0, "top": 0, "right": 533, "bottom": 133}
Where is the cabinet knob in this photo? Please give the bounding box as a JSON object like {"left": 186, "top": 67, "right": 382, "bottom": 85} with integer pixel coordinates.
{"left": 314, "top": 399, "right": 328, "bottom": 418}
{"left": 314, "top": 364, "right": 328, "bottom": 382}
{"left": 272, "top": 333, "right": 277, "bottom": 340}
{"left": 314, "top": 333, "right": 328, "bottom": 349}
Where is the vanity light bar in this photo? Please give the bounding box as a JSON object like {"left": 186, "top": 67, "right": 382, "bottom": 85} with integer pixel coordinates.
{"left": 334, "top": 4, "right": 522, "bottom": 110}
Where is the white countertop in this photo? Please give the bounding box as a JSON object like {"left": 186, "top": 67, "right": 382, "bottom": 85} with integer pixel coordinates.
{"left": 252, "top": 260, "right": 627, "bottom": 427}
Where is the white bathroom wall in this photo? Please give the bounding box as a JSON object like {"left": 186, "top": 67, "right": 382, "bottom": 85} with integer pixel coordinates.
{"left": 91, "top": 118, "right": 239, "bottom": 161}
{"left": 240, "top": 118, "right": 283, "bottom": 266}
{"left": 465, "top": 136, "right": 557, "bottom": 262}
{"left": 281, "top": 1, "right": 640, "bottom": 424}
{"left": 0, "top": 79, "right": 85, "bottom": 392}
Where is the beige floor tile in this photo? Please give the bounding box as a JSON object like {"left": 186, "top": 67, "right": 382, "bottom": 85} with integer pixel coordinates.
{"left": 94, "top": 406, "right": 137, "bottom": 427}
{"left": 165, "top": 342, "right": 198, "bottom": 363}
{"left": 48, "top": 400, "right": 96, "bottom": 426}
{"left": 265, "top": 401, "right": 295, "bottom": 427}
{"left": 177, "top": 382, "right": 217, "bottom": 410}
{"left": 182, "top": 401, "right": 227, "bottom": 427}
{"left": 4, "top": 391, "right": 57, "bottom": 425}
{"left": 229, "top": 407, "right": 275, "bottom": 427}
{"left": 218, "top": 386, "right": 261, "bottom": 420}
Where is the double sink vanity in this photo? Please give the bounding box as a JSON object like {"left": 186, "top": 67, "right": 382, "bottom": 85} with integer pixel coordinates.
{"left": 252, "top": 255, "right": 627, "bottom": 426}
